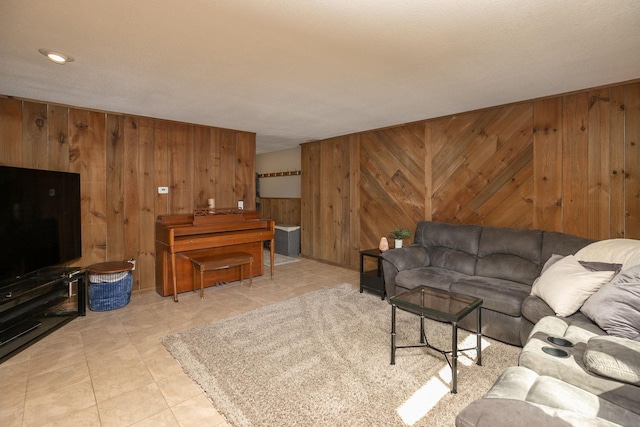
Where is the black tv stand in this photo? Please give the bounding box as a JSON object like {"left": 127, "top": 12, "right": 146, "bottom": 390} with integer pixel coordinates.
{"left": 0, "top": 267, "right": 86, "bottom": 363}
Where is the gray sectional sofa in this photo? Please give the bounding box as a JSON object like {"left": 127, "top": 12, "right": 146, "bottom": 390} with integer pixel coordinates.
{"left": 380, "top": 221, "right": 640, "bottom": 426}
{"left": 380, "top": 220, "right": 593, "bottom": 346}
{"left": 456, "top": 314, "right": 640, "bottom": 426}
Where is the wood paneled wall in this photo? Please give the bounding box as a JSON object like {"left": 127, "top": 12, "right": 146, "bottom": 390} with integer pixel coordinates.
{"left": 301, "top": 81, "right": 640, "bottom": 269}
{"left": 0, "top": 96, "right": 256, "bottom": 291}
{"left": 259, "top": 197, "right": 301, "bottom": 226}
{"left": 301, "top": 135, "right": 359, "bottom": 267}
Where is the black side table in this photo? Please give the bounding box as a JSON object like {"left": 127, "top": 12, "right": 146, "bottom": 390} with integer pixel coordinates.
{"left": 359, "top": 248, "right": 385, "bottom": 299}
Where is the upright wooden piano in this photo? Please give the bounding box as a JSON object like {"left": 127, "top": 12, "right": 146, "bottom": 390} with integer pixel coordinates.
{"left": 155, "top": 210, "right": 275, "bottom": 300}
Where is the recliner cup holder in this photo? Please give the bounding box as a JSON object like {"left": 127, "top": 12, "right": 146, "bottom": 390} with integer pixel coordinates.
{"left": 542, "top": 346, "right": 569, "bottom": 358}
{"left": 547, "top": 336, "right": 574, "bottom": 347}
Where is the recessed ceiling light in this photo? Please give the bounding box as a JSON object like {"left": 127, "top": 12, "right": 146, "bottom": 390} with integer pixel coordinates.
{"left": 38, "top": 48, "right": 75, "bottom": 64}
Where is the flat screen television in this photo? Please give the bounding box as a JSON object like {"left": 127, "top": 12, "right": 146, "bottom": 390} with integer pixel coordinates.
{"left": 0, "top": 166, "right": 82, "bottom": 284}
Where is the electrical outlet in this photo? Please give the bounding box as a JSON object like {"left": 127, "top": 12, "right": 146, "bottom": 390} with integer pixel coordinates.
{"left": 158, "top": 186, "right": 169, "bottom": 194}
{"left": 128, "top": 258, "right": 136, "bottom": 271}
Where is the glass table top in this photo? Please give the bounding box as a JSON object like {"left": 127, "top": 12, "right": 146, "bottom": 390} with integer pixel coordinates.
{"left": 389, "top": 286, "right": 482, "bottom": 322}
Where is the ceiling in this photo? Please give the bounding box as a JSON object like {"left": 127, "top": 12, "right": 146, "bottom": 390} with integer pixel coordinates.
{"left": 1, "top": 1, "right": 639, "bottom": 154}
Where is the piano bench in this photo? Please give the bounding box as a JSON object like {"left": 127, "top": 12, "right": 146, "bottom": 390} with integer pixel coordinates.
{"left": 184, "top": 252, "right": 254, "bottom": 299}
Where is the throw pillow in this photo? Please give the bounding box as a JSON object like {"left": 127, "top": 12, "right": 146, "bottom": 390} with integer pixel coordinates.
{"left": 575, "top": 238, "right": 640, "bottom": 270}
{"left": 530, "top": 255, "right": 616, "bottom": 317}
{"left": 581, "top": 265, "right": 640, "bottom": 341}
{"left": 531, "top": 254, "right": 565, "bottom": 288}
{"left": 536, "top": 254, "right": 620, "bottom": 281}
{"left": 540, "top": 253, "right": 565, "bottom": 274}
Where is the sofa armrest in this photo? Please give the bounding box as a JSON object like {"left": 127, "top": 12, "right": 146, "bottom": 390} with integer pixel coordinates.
{"left": 521, "top": 295, "right": 556, "bottom": 326}
{"left": 381, "top": 245, "right": 428, "bottom": 298}
{"left": 381, "top": 244, "right": 428, "bottom": 271}
{"left": 584, "top": 335, "right": 640, "bottom": 385}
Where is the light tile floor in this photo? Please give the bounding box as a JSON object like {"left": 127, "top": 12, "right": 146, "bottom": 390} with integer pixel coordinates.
{"left": 1, "top": 258, "right": 360, "bottom": 427}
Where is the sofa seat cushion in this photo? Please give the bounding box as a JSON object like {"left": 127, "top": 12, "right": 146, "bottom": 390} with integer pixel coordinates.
{"left": 450, "top": 276, "right": 530, "bottom": 317}
{"left": 584, "top": 335, "right": 640, "bottom": 386}
{"left": 456, "top": 366, "right": 640, "bottom": 427}
{"left": 394, "top": 267, "right": 467, "bottom": 293}
{"left": 520, "top": 316, "right": 640, "bottom": 415}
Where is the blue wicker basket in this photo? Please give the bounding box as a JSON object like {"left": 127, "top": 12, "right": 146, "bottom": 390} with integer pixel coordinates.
{"left": 88, "top": 270, "right": 133, "bottom": 311}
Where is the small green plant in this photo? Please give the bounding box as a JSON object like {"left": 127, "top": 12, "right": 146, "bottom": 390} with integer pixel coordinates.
{"left": 389, "top": 228, "right": 411, "bottom": 240}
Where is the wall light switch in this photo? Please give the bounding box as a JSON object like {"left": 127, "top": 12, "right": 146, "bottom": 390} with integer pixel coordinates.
{"left": 158, "top": 186, "right": 169, "bottom": 194}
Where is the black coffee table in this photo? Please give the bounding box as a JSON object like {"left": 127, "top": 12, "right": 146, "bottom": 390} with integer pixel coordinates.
{"left": 390, "top": 286, "right": 483, "bottom": 393}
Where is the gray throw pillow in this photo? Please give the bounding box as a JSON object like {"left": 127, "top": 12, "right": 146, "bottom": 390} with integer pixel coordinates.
{"left": 581, "top": 265, "right": 640, "bottom": 341}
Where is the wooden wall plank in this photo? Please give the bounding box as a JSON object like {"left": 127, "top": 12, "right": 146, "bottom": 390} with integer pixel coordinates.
{"left": 218, "top": 129, "right": 236, "bottom": 208}
{"left": 320, "top": 137, "right": 340, "bottom": 263}
{"left": 47, "top": 104, "right": 69, "bottom": 171}
{"left": 432, "top": 110, "right": 500, "bottom": 191}
{"left": 259, "top": 198, "right": 301, "bottom": 225}
{"left": 587, "top": 89, "right": 612, "bottom": 240}
{"left": 301, "top": 141, "right": 321, "bottom": 257}
{"left": 609, "top": 86, "right": 626, "bottom": 237}
{"left": 562, "top": 93, "right": 590, "bottom": 237}
{"left": 133, "top": 116, "right": 155, "bottom": 290}
{"left": 210, "top": 128, "right": 222, "bottom": 206}
{"left": 154, "top": 120, "right": 170, "bottom": 217}
{"left": 106, "top": 114, "right": 125, "bottom": 261}
{"left": 123, "top": 115, "right": 142, "bottom": 289}
{"left": 482, "top": 177, "right": 534, "bottom": 228}
{"left": 69, "top": 108, "right": 107, "bottom": 265}
{"left": 360, "top": 133, "right": 403, "bottom": 239}
{"left": 459, "top": 147, "right": 533, "bottom": 224}
{"left": 334, "top": 138, "right": 347, "bottom": 264}
{"left": 168, "top": 122, "right": 193, "bottom": 213}
{"left": 625, "top": 83, "right": 640, "bottom": 239}
{"left": 424, "top": 122, "right": 433, "bottom": 220}
{"left": 470, "top": 160, "right": 534, "bottom": 225}
{"left": 236, "top": 131, "right": 256, "bottom": 210}
{"left": 0, "top": 98, "right": 22, "bottom": 166}
{"left": 359, "top": 124, "right": 425, "bottom": 252}
{"left": 193, "top": 126, "right": 215, "bottom": 209}
{"left": 22, "top": 101, "right": 48, "bottom": 169}
{"left": 432, "top": 104, "right": 533, "bottom": 224}
{"left": 533, "top": 97, "right": 563, "bottom": 230}
{"left": 349, "top": 133, "right": 360, "bottom": 260}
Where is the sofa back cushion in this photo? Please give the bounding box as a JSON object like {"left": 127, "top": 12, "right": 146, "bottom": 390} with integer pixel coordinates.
{"left": 541, "top": 231, "right": 593, "bottom": 264}
{"left": 476, "top": 226, "right": 543, "bottom": 285}
{"left": 415, "top": 221, "right": 481, "bottom": 275}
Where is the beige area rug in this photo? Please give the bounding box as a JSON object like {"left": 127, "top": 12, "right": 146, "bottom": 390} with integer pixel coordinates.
{"left": 161, "top": 284, "right": 520, "bottom": 426}
{"left": 263, "top": 249, "right": 300, "bottom": 267}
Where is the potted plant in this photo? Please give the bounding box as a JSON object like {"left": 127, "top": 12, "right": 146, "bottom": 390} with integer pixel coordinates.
{"left": 388, "top": 228, "right": 411, "bottom": 249}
